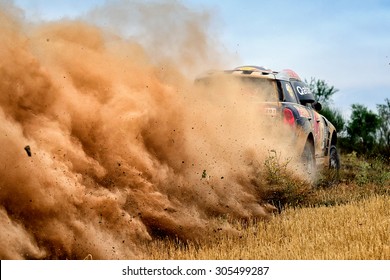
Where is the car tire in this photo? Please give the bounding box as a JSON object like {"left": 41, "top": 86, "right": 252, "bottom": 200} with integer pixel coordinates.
{"left": 329, "top": 145, "right": 340, "bottom": 170}
{"left": 302, "top": 140, "right": 316, "bottom": 178}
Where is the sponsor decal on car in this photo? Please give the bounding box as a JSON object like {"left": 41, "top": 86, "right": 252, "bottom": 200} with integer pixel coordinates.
{"left": 295, "top": 85, "right": 313, "bottom": 96}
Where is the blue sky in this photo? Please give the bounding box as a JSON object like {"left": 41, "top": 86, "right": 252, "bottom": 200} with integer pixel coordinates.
{"left": 12, "top": 0, "right": 390, "bottom": 118}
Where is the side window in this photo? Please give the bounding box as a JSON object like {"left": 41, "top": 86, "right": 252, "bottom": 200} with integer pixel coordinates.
{"left": 280, "top": 81, "right": 299, "bottom": 103}
{"left": 291, "top": 81, "right": 315, "bottom": 104}
{"left": 242, "top": 77, "right": 279, "bottom": 102}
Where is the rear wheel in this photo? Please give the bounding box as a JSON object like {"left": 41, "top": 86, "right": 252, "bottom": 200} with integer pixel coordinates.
{"left": 329, "top": 145, "right": 340, "bottom": 170}
{"left": 302, "top": 140, "right": 316, "bottom": 178}
{"left": 325, "top": 145, "right": 341, "bottom": 185}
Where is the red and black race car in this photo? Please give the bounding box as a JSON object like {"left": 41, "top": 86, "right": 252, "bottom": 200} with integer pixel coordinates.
{"left": 195, "top": 65, "right": 340, "bottom": 175}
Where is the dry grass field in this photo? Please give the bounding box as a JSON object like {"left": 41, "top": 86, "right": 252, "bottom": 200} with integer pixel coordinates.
{"left": 146, "top": 195, "right": 390, "bottom": 260}
{"left": 145, "top": 154, "right": 390, "bottom": 260}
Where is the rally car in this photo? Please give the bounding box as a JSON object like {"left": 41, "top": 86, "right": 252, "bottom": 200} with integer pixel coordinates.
{"left": 195, "top": 65, "right": 340, "bottom": 174}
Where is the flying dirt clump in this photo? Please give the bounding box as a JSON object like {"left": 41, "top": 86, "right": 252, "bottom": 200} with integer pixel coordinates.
{"left": 0, "top": 1, "right": 299, "bottom": 259}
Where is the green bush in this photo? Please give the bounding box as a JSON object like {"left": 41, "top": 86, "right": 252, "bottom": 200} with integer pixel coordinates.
{"left": 259, "top": 152, "right": 390, "bottom": 211}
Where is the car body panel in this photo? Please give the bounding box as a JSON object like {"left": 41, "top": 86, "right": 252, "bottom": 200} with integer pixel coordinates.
{"left": 195, "top": 66, "right": 338, "bottom": 169}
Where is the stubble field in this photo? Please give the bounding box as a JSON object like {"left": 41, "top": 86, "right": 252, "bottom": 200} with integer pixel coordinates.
{"left": 146, "top": 154, "right": 390, "bottom": 260}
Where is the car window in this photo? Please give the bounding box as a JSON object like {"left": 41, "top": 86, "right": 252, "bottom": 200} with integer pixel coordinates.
{"left": 291, "top": 81, "right": 315, "bottom": 104}
{"left": 236, "top": 77, "right": 279, "bottom": 102}
{"left": 195, "top": 75, "right": 279, "bottom": 102}
{"left": 280, "top": 81, "right": 299, "bottom": 103}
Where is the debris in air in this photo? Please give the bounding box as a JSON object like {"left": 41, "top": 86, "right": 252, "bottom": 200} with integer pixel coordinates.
{"left": 24, "top": 145, "right": 32, "bottom": 157}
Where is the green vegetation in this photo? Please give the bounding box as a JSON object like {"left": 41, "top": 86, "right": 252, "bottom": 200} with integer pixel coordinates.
{"left": 306, "top": 77, "right": 345, "bottom": 132}
{"left": 377, "top": 99, "right": 390, "bottom": 151}
{"left": 260, "top": 151, "right": 390, "bottom": 210}
{"left": 345, "top": 104, "right": 381, "bottom": 154}
{"left": 307, "top": 77, "right": 390, "bottom": 158}
{"left": 306, "top": 77, "right": 339, "bottom": 105}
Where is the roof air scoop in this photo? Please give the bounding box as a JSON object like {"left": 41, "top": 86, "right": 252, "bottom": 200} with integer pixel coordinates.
{"left": 234, "top": 65, "right": 271, "bottom": 75}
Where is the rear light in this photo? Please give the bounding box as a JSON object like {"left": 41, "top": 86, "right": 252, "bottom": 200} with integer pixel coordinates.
{"left": 283, "top": 108, "right": 295, "bottom": 126}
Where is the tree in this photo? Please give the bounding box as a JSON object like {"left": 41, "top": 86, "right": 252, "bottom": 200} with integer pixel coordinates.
{"left": 320, "top": 106, "right": 345, "bottom": 133}
{"left": 306, "top": 78, "right": 345, "bottom": 132}
{"left": 346, "top": 104, "right": 381, "bottom": 154}
{"left": 306, "top": 77, "right": 339, "bottom": 105}
{"left": 377, "top": 98, "right": 390, "bottom": 155}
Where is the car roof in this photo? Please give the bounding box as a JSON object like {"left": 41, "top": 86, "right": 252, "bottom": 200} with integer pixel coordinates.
{"left": 196, "top": 66, "right": 302, "bottom": 82}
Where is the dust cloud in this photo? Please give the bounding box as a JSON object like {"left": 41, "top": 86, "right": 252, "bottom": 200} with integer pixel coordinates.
{"left": 0, "top": 1, "right": 300, "bottom": 259}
